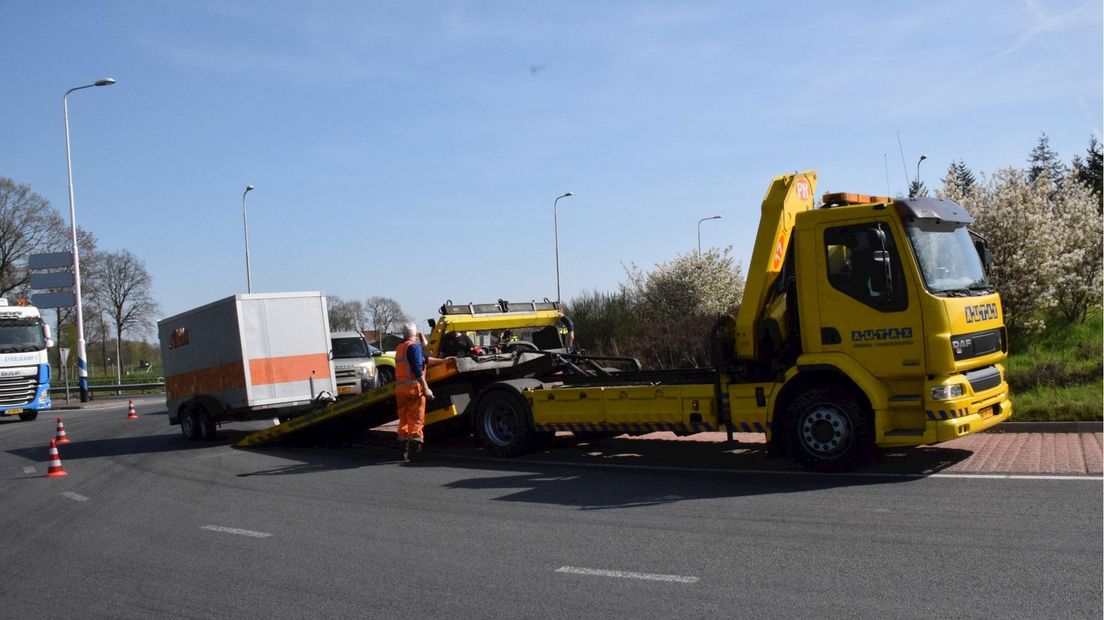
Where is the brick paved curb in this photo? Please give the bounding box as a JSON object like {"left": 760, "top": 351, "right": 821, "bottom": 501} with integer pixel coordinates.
{"left": 988, "top": 421, "right": 1103, "bottom": 433}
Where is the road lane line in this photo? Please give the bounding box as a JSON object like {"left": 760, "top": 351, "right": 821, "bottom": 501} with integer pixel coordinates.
{"left": 62, "top": 492, "right": 89, "bottom": 502}
{"left": 23, "top": 466, "right": 35, "bottom": 474}
{"left": 200, "top": 525, "right": 272, "bottom": 538}
{"left": 555, "top": 566, "right": 699, "bottom": 583}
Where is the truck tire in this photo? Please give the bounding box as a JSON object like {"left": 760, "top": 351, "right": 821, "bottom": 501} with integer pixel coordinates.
{"left": 377, "top": 366, "right": 395, "bottom": 385}
{"left": 181, "top": 407, "right": 201, "bottom": 441}
{"left": 475, "top": 389, "right": 541, "bottom": 457}
{"left": 785, "top": 385, "right": 874, "bottom": 472}
{"left": 505, "top": 341, "right": 539, "bottom": 354}
{"left": 18, "top": 411, "right": 38, "bottom": 421}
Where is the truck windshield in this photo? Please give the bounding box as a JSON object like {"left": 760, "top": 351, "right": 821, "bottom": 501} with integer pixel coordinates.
{"left": 0, "top": 319, "right": 46, "bottom": 353}
{"left": 332, "top": 337, "right": 370, "bottom": 359}
{"left": 904, "top": 222, "right": 990, "bottom": 295}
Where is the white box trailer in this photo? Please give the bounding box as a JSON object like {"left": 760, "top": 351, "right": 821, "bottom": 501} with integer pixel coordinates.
{"left": 158, "top": 292, "right": 336, "bottom": 441}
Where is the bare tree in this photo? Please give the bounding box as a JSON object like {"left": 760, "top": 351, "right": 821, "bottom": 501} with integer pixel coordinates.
{"left": 364, "top": 296, "right": 409, "bottom": 349}
{"left": 0, "top": 177, "right": 69, "bottom": 297}
{"left": 327, "top": 295, "right": 367, "bottom": 331}
{"left": 89, "top": 250, "right": 159, "bottom": 383}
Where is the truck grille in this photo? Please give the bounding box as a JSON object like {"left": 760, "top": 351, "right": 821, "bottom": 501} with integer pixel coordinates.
{"left": 951, "top": 328, "right": 1003, "bottom": 361}
{"left": 335, "top": 369, "right": 357, "bottom": 380}
{"left": 0, "top": 375, "right": 37, "bottom": 406}
{"left": 965, "top": 365, "right": 1002, "bottom": 394}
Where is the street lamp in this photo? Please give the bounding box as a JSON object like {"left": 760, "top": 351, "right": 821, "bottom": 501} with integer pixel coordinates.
{"left": 697, "top": 215, "right": 722, "bottom": 254}
{"left": 242, "top": 185, "right": 255, "bottom": 293}
{"left": 64, "top": 77, "right": 116, "bottom": 402}
{"left": 553, "top": 192, "right": 573, "bottom": 306}
{"left": 916, "top": 155, "right": 927, "bottom": 193}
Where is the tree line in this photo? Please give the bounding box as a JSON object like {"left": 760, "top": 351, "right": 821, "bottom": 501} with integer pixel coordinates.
{"left": 568, "top": 134, "right": 1103, "bottom": 366}
{"left": 0, "top": 176, "right": 158, "bottom": 382}
{"left": 327, "top": 295, "right": 411, "bottom": 350}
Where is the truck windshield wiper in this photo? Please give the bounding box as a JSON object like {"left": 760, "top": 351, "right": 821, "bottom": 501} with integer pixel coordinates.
{"left": 937, "top": 288, "right": 973, "bottom": 297}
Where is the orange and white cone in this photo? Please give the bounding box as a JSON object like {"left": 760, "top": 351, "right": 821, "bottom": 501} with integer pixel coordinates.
{"left": 127, "top": 400, "right": 138, "bottom": 420}
{"left": 45, "top": 439, "right": 68, "bottom": 478}
{"left": 54, "top": 416, "right": 70, "bottom": 445}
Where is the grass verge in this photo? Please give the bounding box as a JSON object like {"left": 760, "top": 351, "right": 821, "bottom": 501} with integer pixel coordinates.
{"left": 1006, "top": 313, "right": 1102, "bottom": 422}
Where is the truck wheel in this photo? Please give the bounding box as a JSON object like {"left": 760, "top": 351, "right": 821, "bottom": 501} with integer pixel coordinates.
{"left": 18, "top": 411, "right": 38, "bottom": 421}
{"left": 197, "top": 406, "right": 218, "bottom": 441}
{"left": 377, "top": 366, "right": 395, "bottom": 385}
{"left": 475, "top": 390, "right": 539, "bottom": 457}
{"left": 785, "top": 386, "right": 873, "bottom": 472}
{"left": 181, "top": 408, "right": 201, "bottom": 441}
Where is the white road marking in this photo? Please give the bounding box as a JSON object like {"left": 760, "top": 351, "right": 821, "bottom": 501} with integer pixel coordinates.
{"left": 23, "top": 466, "right": 35, "bottom": 474}
{"left": 201, "top": 525, "right": 272, "bottom": 538}
{"left": 449, "top": 455, "right": 1103, "bottom": 482}
{"left": 556, "top": 566, "right": 699, "bottom": 584}
{"left": 62, "top": 492, "right": 89, "bottom": 502}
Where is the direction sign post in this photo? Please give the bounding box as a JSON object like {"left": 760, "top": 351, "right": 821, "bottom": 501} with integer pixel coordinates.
{"left": 28, "top": 252, "right": 73, "bottom": 270}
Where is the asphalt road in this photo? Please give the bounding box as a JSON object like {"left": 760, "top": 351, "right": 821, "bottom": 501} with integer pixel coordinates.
{"left": 1, "top": 397, "right": 1100, "bottom": 619}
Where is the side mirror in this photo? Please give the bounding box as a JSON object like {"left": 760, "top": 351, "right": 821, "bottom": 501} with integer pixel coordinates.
{"left": 427, "top": 318, "right": 436, "bottom": 329}
{"left": 870, "top": 250, "right": 893, "bottom": 295}
{"left": 971, "top": 231, "right": 991, "bottom": 273}
{"left": 43, "top": 324, "right": 54, "bottom": 348}
{"left": 371, "top": 349, "right": 382, "bottom": 357}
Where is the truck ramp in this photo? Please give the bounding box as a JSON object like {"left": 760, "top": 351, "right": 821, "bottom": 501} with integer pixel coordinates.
{"left": 236, "top": 361, "right": 462, "bottom": 447}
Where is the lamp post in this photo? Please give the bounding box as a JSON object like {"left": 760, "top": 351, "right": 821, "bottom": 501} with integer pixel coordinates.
{"left": 242, "top": 185, "right": 255, "bottom": 293}
{"left": 64, "top": 77, "right": 116, "bottom": 402}
{"left": 697, "top": 215, "right": 722, "bottom": 254}
{"left": 553, "top": 192, "right": 573, "bottom": 306}
{"left": 916, "top": 155, "right": 927, "bottom": 191}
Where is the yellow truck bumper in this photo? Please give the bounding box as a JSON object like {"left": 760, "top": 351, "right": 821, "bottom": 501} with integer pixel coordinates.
{"left": 933, "top": 397, "right": 1012, "bottom": 443}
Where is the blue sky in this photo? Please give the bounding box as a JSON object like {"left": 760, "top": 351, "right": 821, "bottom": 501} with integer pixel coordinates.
{"left": 3, "top": 0, "right": 1101, "bottom": 330}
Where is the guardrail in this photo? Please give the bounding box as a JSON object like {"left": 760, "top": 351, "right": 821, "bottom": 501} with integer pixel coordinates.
{"left": 90, "top": 382, "right": 165, "bottom": 393}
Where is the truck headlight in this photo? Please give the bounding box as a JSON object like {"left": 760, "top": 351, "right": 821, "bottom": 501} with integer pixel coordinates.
{"left": 930, "top": 384, "right": 965, "bottom": 401}
{"left": 358, "top": 366, "right": 375, "bottom": 379}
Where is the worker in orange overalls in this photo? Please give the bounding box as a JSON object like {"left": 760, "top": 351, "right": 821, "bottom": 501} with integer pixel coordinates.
{"left": 395, "top": 321, "right": 449, "bottom": 461}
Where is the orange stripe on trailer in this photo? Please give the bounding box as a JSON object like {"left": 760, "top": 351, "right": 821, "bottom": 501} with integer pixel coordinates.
{"left": 166, "top": 361, "right": 246, "bottom": 401}
{"left": 248, "top": 353, "right": 331, "bottom": 386}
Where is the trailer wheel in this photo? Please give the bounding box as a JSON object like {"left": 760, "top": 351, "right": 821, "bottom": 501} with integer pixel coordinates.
{"left": 18, "top": 411, "right": 38, "bottom": 421}
{"left": 785, "top": 385, "right": 873, "bottom": 472}
{"left": 196, "top": 405, "right": 218, "bottom": 441}
{"left": 180, "top": 407, "right": 201, "bottom": 441}
{"left": 475, "top": 390, "right": 538, "bottom": 457}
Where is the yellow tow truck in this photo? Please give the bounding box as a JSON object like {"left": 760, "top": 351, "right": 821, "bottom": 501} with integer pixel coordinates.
{"left": 241, "top": 171, "right": 1011, "bottom": 470}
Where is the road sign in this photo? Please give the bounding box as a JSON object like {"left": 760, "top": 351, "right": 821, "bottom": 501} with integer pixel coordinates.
{"left": 28, "top": 252, "right": 73, "bottom": 270}
{"left": 30, "top": 272, "right": 74, "bottom": 290}
{"left": 31, "top": 292, "right": 76, "bottom": 309}
{"left": 60, "top": 348, "right": 70, "bottom": 365}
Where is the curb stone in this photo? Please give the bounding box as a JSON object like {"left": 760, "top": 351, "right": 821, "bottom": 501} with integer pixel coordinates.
{"left": 987, "top": 421, "right": 1103, "bottom": 433}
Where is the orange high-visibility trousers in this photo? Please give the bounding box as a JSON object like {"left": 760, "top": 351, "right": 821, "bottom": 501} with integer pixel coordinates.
{"left": 396, "top": 383, "right": 425, "bottom": 442}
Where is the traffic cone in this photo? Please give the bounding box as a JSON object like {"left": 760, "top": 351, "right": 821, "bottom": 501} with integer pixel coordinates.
{"left": 44, "top": 439, "right": 67, "bottom": 478}
{"left": 54, "top": 417, "right": 70, "bottom": 445}
{"left": 127, "top": 400, "right": 138, "bottom": 419}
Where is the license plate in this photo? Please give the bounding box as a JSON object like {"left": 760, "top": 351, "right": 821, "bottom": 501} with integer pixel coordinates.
{"left": 337, "top": 386, "right": 354, "bottom": 395}
{"left": 4, "top": 408, "right": 23, "bottom": 416}
{"left": 978, "top": 406, "right": 994, "bottom": 419}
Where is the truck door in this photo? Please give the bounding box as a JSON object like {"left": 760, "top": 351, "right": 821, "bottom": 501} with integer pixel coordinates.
{"left": 809, "top": 220, "right": 925, "bottom": 382}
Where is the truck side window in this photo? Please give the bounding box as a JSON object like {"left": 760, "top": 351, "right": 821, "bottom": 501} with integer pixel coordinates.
{"left": 824, "top": 224, "right": 907, "bottom": 312}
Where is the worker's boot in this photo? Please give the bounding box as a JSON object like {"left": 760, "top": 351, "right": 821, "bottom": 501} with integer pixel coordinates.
{"left": 402, "top": 440, "right": 411, "bottom": 462}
